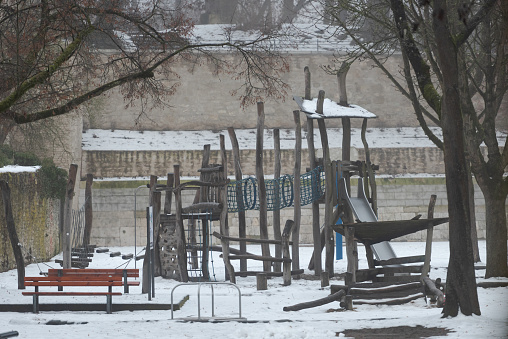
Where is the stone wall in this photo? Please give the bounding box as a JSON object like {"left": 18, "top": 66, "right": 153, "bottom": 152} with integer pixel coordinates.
{"left": 83, "top": 147, "right": 447, "bottom": 179}
{"left": 84, "top": 53, "right": 508, "bottom": 132}
{"left": 80, "top": 177, "right": 499, "bottom": 248}
{"left": 0, "top": 172, "right": 61, "bottom": 272}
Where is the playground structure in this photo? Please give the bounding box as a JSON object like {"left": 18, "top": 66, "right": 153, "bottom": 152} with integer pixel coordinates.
{"left": 103, "top": 64, "right": 449, "bottom": 309}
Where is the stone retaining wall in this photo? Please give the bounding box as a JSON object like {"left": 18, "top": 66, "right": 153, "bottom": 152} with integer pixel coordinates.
{"left": 83, "top": 147, "right": 448, "bottom": 179}
{"left": 0, "top": 173, "right": 61, "bottom": 272}
{"left": 81, "top": 177, "right": 495, "bottom": 248}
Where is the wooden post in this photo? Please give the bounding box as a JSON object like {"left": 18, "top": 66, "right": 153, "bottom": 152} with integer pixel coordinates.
{"left": 153, "top": 191, "right": 161, "bottom": 277}
{"left": 304, "top": 66, "right": 311, "bottom": 100}
{"left": 282, "top": 220, "right": 294, "bottom": 286}
{"left": 228, "top": 127, "right": 248, "bottom": 273}
{"left": 164, "top": 173, "right": 174, "bottom": 214}
{"left": 256, "top": 273, "right": 268, "bottom": 290}
{"left": 173, "top": 165, "right": 189, "bottom": 282}
{"left": 273, "top": 128, "right": 282, "bottom": 272}
{"left": 421, "top": 195, "right": 437, "bottom": 279}
{"left": 361, "top": 118, "right": 378, "bottom": 216}
{"left": 256, "top": 102, "right": 271, "bottom": 272}
{"left": 304, "top": 66, "right": 322, "bottom": 275}
{"left": 337, "top": 62, "right": 350, "bottom": 107}
{"left": 345, "top": 226, "right": 357, "bottom": 284}
{"left": 292, "top": 110, "right": 302, "bottom": 272}
{"left": 316, "top": 90, "right": 334, "bottom": 278}
{"left": 63, "top": 164, "right": 78, "bottom": 269}
{"left": 320, "top": 271, "right": 329, "bottom": 287}
{"left": 219, "top": 135, "right": 236, "bottom": 283}
{"left": 0, "top": 180, "right": 25, "bottom": 289}
{"left": 83, "top": 174, "right": 93, "bottom": 247}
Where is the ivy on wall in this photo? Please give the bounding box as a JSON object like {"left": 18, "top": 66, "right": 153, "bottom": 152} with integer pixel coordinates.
{"left": 0, "top": 148, "right": 65, "bottom": 272}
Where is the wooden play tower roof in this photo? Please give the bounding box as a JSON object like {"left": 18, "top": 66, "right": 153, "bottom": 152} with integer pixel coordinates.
{"left": 293, "top": 96, "right": 377, "bottom": 120}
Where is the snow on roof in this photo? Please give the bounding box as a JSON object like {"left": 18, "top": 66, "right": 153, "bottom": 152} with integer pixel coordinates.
{"left": 190, "top": 23, "right": 352, "bottom": 53}
{"left": 294, "top": 96, "right": 377, "bottom": 119}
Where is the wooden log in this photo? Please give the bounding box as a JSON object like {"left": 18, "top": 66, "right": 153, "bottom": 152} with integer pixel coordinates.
{"left": 152, "top": 191, "right": 162, "bottom": 277}
{"left": 164, "top": 173, "right": 174, "bottom": 214}
{"left": 316, "top": 91, "right": 334, "bottom": 277}
{"left": 330, "top": 285, "right": 349, "bottom": 295}
{"left": 187, "top": 245, "right": 256, "bottom": 256}
{"left": 273, "top": 128, "right": 282, "bottom": 272}
{"left": 422, "top": 277, "right": 444, "bottom": 307}
{"left": 349, "top": 281, "right": 422, "bottom": 295}
{"left": 256, "top": 102, "right": 271, "bottom": 272}
{"left": 421, "top": 195, "right": 437, "bottom": 278}
{"left": 345, "top": 295, "right": 353, "bottom": 310}
{"left": 307, "top": 119, "right": 321, "bottom": 276}
{"left": 337, "top": 61, "right": 350, "bottom": 106}
{"left": 292, "top": 110, "right": 302, "bottom": 272}
{"left": 228, "top": 127, "right": 248, "bottom": 272}
{"left": 308, "top": 206, "right": 343, "bottom": 270}
{"left": 321, "top": 271, "right": 329, "bottom": 287}
{"left": 63, "top": 164, "right": 78, "bottom": 269}
{"left": 304, "top": 66, "right": 311, "bottom": 100}
{"left": 234, "top": 269, "right": 304, "bottom": 277}
{"left": 374, "top": 255, "right": 426, "bottom": 266}
{"left": 0, "top": 180, "right": 25, "bottom": 289}
{"left": 181, "top": 202, "right": 222, "bottom": 213}
{"left": 355, "top": 266, "right": 424, "bottom": 282}
{"left": 345, "top": 226, "right": 357, "bottom": 283}
{"left": 476, "top": 281, "right": 508, "bottom": 288}
{"left": 83, "top": 174, "right": 93, "bottom": 247}
{"left": 174, "top": 165, "right": 189, "bottom": 283}
{"left": 283, "top": 289, "right": 346, "bottom": 312}
{"left": 212, "top": 232, "right": 291, "bottom": 245}
{"left": 352, "top": 293, "right": 424, "bottom": 305}
{"left": 226, "top": 255, "right": 291, "bottom": 263}
{"left": 282, "top": 220, "right": 294, "bottom": 286}
{"left": 256, "top": 273, "right": 268, "bottom": 291}
{"left": 364, "top": 241, "right": 376, "bottom": 269}
{"left": 219, "top": 134, "right": 235, "bottom": 283}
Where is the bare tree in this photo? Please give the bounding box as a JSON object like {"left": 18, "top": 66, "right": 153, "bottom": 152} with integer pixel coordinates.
{"left": 0, "top": 0, "right": 290, "bottom": 143}
{"left": 316, "top": 0, "right": 506, "bottom": 317}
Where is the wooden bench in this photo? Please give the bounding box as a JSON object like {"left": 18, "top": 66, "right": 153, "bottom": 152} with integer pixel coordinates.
{"left": 23, "top": 269, "right": 139, "bottom": 314}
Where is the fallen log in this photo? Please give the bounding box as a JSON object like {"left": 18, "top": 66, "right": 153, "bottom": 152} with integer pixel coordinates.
{"left": 283, "top": 289, "right": 346, "bottom": 312}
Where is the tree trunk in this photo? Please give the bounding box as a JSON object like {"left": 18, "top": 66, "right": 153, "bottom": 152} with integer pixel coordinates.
{"left": 432, "top": 0, "right": 480, "bottom": 317}
{"left": 0, "top": 180, "right": 25, "bottom": 289}
{"left": 483, "top": 189, "right": 508, "bottom": 278}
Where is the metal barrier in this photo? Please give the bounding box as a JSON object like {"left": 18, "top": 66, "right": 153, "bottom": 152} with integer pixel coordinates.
{"left": 171, "top": 282, "right": 244, "bottom": 321}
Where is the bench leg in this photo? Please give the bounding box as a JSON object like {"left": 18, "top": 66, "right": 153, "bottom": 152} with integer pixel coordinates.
{"left": 106, "top": 295, "right": 112, "bottom": 314}
{"left": 123, "top": 270, "right": 128, "bottom": 294}
{"left": 32, "top": 295, "right": 39, "bottom": 313}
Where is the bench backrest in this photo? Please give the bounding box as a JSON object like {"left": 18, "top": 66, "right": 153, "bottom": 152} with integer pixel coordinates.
{"left": 47, "top": 268, "right": 139, "bottom": 278}
{"left": 24, "top": 269, "right": 138, "bottom": 287}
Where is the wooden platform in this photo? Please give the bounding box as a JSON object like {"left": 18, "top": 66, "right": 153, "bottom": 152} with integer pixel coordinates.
{"left": 332, "top": 218, "right": 449, "bottom": 245}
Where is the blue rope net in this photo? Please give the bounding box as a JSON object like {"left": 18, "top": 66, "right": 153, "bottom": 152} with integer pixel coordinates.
{"left": 227, "top": 166, "right": 324, "bottom": 213}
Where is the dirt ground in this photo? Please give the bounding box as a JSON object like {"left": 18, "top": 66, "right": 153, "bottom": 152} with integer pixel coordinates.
{"left": 339, "top": 325, "right": 453, "bottom": 338}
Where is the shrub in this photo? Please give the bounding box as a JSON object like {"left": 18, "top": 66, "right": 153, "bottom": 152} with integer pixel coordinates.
{"left": 38, "top": 158, "right": 68, "bottom": 200}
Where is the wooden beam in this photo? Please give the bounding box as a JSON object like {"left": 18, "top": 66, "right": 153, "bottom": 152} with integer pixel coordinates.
{"left": 292, "top": 110, "right": 302, "bottom": 272}
{"left": 228, "top": 127, "right": 248, "bottom": 272}
{"left": 273, "top": 128, "right": 282, "bottom": 272}
{"left": 283, "top": 289, "right": 346, "bottom": 311}
{"left": 256, "top": 102, "right": 271, "bottom": 272}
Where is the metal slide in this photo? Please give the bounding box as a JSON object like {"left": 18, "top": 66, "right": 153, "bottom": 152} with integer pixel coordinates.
{"left": 339, "top": 177, "right": 397, "bottom": 261}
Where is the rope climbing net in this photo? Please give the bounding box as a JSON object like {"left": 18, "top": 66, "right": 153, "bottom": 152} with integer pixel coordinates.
{"left": 227, "top": 166, "right": 324, "bottom": 213}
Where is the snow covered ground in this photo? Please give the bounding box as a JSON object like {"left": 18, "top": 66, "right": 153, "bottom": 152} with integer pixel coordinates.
{"left": 1, "top": 240, "right": 507, "bottom": 338}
